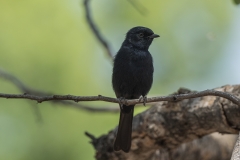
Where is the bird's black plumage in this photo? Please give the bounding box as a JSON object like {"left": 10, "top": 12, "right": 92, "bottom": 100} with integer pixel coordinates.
{"left": 112, "top": 26, "right": 159, "bottom": 152}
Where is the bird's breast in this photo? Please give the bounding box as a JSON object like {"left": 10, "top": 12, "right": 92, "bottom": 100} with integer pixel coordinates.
{"left": 130, "top": 50, "right": 148, "bottom": 59}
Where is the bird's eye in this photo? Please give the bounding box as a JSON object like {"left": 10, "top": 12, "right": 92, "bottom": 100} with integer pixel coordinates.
{"left": 139, "top": 33, "right": 144, "bottom": 38}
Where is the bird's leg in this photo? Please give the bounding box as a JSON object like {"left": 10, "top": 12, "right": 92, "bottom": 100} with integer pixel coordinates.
{"left": 118, "top": 97, "right": 126, "bottom": 110}
{"left": 139, "top": 95, "right": 147, "bottom": 106}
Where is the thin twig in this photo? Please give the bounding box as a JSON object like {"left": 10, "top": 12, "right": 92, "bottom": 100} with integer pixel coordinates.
{"left": 0, "top": 89, "right": 240, "bottom": 106}
{"left": 0, "top": 68, "right": 118, "bottom": 112}
{"left": 83, "top": 0, "right": 114, "bottom": 59}
{"left": 85, "top": 131, "right": 96, "bottom": 141}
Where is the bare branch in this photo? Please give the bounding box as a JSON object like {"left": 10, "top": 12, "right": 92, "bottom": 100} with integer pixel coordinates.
{"left": 1, "top": 69, "right": 240, "bottom": 111}
{"left": 0, "top": 68, "right": 118, "bottom": 112}
{"left": 1, "top": 85, "right": 240, "bottom": 107}
{"left": 83, "top": 0, "right": 114, "bottom": 59}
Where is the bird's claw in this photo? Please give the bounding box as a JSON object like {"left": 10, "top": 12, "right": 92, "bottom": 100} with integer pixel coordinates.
{"left": 139, "top": 96, "right": 147, "bottom": 106}
{"left": 118, "top": 97, "right": 126, "bottom": 110}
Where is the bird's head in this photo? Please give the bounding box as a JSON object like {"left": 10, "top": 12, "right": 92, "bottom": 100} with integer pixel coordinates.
{"left": 125, "top": 26, "right": 159, "bottom": 50}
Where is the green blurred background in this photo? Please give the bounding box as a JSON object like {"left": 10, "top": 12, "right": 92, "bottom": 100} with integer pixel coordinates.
{"left": 0, "top": 0, "right": 240, "bottom": 159}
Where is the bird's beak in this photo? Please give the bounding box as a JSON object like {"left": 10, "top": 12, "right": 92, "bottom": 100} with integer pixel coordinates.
{"left": 149, "top": 34, "right": 160, "bottom": 39}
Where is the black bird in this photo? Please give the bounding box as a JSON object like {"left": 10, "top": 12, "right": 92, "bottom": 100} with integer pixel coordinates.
{"left": 112, "top": 26, "right": 159, "bottom": 152}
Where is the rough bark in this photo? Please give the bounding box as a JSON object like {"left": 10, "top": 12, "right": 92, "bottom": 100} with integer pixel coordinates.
{"left": 88, "top": 85, "right": 240, "bottom": 160}
{"left": 231, "top": 132, "right": 240, "bottom": 160}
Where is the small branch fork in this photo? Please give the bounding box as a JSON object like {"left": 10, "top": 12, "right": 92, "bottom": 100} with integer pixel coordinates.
{"left": 0, "top": 89, "right": 240, "bottom": 107}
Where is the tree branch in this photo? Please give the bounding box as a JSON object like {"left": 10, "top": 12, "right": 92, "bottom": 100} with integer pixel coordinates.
{"left": 83, "top": 0, "right": 114, "bottom": 59}
{"left": 88, "top": 85, "right": 240, "bottom": 160}
{"left": 0, "top": 68, "right": 118, "bottom": 112}
{"left": 1, "top": 86, "right": 240, "bottom": 107}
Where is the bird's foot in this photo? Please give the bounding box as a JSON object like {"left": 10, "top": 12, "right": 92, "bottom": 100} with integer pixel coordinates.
{"left": 118, "top": 97, "right": 126, "bottom": 110}
{"left": 139, "top": 96, "right": 147, "bottom": 106}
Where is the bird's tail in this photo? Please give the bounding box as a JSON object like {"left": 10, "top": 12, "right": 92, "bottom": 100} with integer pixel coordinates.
{"left": 114, "top": 105, "right": 134, "bottom": 152}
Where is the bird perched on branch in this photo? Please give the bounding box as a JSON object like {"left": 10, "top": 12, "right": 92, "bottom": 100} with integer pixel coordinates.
{"left": 112, "top": 26, "right": 159, "bottom": 152}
